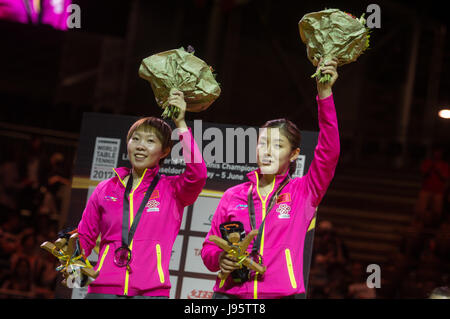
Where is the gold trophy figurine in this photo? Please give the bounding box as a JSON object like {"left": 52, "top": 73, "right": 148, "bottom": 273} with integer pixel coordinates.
{"left": 208, "top": 229, "right": 266, "bottom": 281}
{"left": 40, "top": 231, "right": 98, "bottom": 287}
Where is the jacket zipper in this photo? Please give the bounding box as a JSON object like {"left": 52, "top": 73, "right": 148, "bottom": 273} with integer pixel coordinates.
{"left": 285, "top": 249, "right": 297, "bottom": 289}
{"left": 156, "top": 244, "right": 165, "bottom": 283}
{"left": 253, "top": 174, "right": 275, "bottom": 299}
{"left": 123, "top": 169, "right": 147, "bottom": 296}
{"left": 97, "top": 244, "right": 110, "bottom": 272}
{"left": 123, "top": 191, "right": 134, "bottom": 296}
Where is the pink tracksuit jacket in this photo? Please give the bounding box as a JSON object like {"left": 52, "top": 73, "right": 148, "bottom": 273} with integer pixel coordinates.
{"left": 78, "top": 129, "right": 207, "bottom": 297}
{"left": 201, "top": 94, "right": 340, "bottom": 299}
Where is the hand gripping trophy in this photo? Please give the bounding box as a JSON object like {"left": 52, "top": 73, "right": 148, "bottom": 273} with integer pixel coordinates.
{"left": 208, "top": 224, "right": 266, "bottom": 282}
{"left": 40, "top": 229, "right": 98, "bottom": 288}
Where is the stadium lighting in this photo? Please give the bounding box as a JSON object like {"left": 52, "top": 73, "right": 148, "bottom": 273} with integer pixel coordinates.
{"left": 438, "top": 109, "right": 450, "bottom": 119}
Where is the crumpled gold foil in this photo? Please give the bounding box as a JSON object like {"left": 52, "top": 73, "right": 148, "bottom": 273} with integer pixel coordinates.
{"left": 139, "top": 47, "right": 221, "bottom": 117}
{"left": 299, "top": 8, "right": 370, "bottom": 82}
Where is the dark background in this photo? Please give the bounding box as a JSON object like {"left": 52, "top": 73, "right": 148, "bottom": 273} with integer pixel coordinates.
{"left": 1, "top": 0, "right": 449, "bottom": 156}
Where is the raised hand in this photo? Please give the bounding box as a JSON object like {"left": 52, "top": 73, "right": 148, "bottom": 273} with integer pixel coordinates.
{"left": 315, "top": 57, "right": 339, "bottom": 99}
{"left": 166, "top": 88, "right": 187, "bottom": 129}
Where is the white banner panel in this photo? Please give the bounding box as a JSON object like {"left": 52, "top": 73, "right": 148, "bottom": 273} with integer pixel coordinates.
{"left": 184, "top": 236, "right": 217, "bottom": 275}
{"left": 180, "top": 206, "right": 188, "bottom": 230}
{"left": 180, "top": 276, "right": 215, "bottom": 299}
{"left": 169, "top": 276, "right": 178, "bottom": 299}
{"left": 169, "top": 235, "right": 183, "bottom": 271}
{"left": 190, "top": 196, "right": 221, "bottom": 232}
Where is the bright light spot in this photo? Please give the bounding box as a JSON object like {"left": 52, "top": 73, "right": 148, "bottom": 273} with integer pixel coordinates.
{"left": 438, "top": 109, "right": 450, "bottom": 119}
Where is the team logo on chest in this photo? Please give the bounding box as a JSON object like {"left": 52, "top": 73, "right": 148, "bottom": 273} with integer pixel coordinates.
{"left": 276, "top": 203, "right": 291, "bottom": 219}
{"left": 145, "top": 190, "right": 160, "bottom": 212}
{"left": 145, "top": 199, "right": 160, "bottom": 212}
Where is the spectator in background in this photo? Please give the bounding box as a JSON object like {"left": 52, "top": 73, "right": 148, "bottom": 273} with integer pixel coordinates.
{"left": 0, "top": 151, "right": 21, "bottom": 210}
{"left": 346, "top": 261, "right": 376, "bottom": 299}
{"left": 34, "top": 214, "right": 52, "bottom": 246}
{"left": 47, "top": 153, "right": 70, "bottom": 192}
{"left": 308, "top": 253, "right": 329, "bottom": 298}
{"left": 398, "top": 269, "right": 425, "bottom": 298}
{"left": 33, "top": 247, "right": 58, "bottom": 298}
{"left": 415, "top": 146, "right": 449, "bottom": 227}
{"left": 402, "top": 218, "right": 427, "bottom": 260}
{"left": 0, "top": 212, "right": 21, "bottom": 235}
{"left": 379, "top": 251, "right": 414, "bottom": 298}
{"left": 0, "top": 211, "right": 60, "bottom": 298}
{"left": 0, "top": 213, "right": 20, "bottom": 286}
{"left": 434, "top": 216, "right": 450, "bottom": 262}
{"left": 26, "top": 212, "right": 59, "bottom": 298}
{"left": 37, "top": 191, "right": 57, "bottom": 219}
{"left": 398, "top": 237, "right": 446, "bottom": 299}
{"left": 21, "top": 136, "right": 47, "bottom": 189}
{"left": 45, "top": 152, "right": 71, "bottom": 216}
{"left": 415, "top": 238, "right": 442, "bottom": 284}
{"left": 0, "top": 213, "right": 21, "bottom": 262}
{"left": 10, "top": 229, "right": 39, "bottom": 276}
{"left": 1, "top": 256, "right": 35, "bottom": 298}
{"left": 324, "top": 263, "right": 349, "bottom": 299}
{"left": 17, "top": 136, "right": 47, "bottom": 215}
{"left": 313, "top": 220, "right": 349, "bottom": 267}
{"left": 309, "top": 220, "right": 350, "bottom": 298}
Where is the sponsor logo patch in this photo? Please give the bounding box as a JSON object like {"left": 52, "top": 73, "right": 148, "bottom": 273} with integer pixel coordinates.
{"left": 145, "top": 199, "right": 160, "bottom": 212}
{"left": 276, "top": 203, "right": 291, "bottom": 219}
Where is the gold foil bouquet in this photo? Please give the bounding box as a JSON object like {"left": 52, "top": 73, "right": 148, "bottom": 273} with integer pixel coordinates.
{"left": 299, "top": 8, "right": 370, "bottom": 83}
{"left": 139, "top": 46, "right": 221, "bottom": 119}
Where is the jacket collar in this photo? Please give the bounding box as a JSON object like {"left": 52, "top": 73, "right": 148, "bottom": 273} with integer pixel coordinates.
{"left": 246, "top": 168, "right": 290, "bottom": 190}
{"left": 113, "top": 165, "right": 160, "bottom": 188}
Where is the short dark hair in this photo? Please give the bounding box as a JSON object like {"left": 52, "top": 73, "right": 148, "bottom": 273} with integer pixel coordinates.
{"left": 127, "top": 117, "right": 173, "bottom": 166}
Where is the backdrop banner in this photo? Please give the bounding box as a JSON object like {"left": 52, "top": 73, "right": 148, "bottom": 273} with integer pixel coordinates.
{"left": 58, "top": 112, "right": 318, "bottom": 299}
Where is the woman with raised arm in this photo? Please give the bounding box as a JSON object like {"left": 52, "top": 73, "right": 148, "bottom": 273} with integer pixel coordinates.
{"left": 201, "top": 58, "right": 340, "bottom": 299}
{"left": 78, "top": 90, "right": 207, "bottom": 298}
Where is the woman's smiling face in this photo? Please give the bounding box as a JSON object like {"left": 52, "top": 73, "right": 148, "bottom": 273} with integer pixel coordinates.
{"left": 127, "top": 126, "right": 168, "bottom": 174}
{"left": 256, "top": 127, "right": 296, "bottom": 175}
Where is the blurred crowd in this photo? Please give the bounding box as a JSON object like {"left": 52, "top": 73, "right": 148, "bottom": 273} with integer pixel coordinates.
{"left": 308, "top": 219, "right": 449, "bottom": 299}
{"left": 309, "top": 207, "right": 449, "bottom": 298}
{"left": 0, "top": 136, "right": 72, "bottom": 298}
{"left": 308, "top": 145, "right": 449, "bottom": 299}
